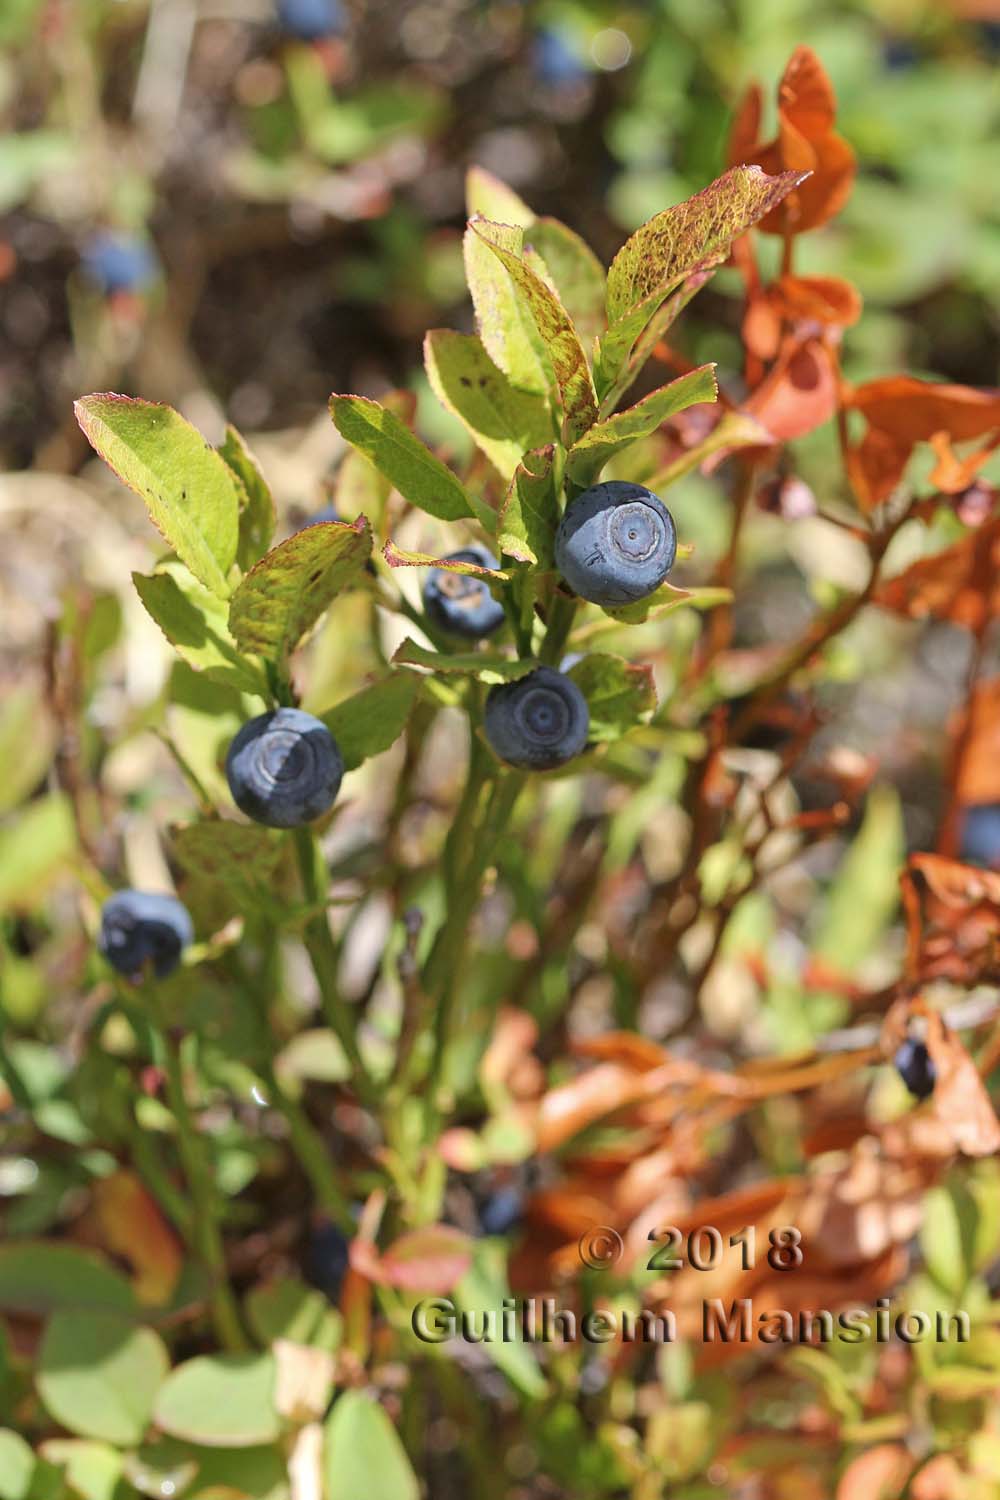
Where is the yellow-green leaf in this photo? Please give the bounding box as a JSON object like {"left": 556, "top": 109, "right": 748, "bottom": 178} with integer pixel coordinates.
{"left": 321, "top": 673, "right": 422, "bottom": 771}
{"left": 74, "top": 395, "right": 240, "bottom": 598}
{"left": 424, "top": 330, "right": 552, "bottom": 480}
{"left": 566, "top": 365, "right": 718, "bottom": 486}
{"left": 229, "top": 516, "right": 372, "bottom": 660}
{"left": 329, "top": 396, "right": 485, "bottom": 526}
{"left": 133, "top": 560, "right": 268, "bottom": 696}
{"left": 497, "top": 446, "right": 559, "bottom": 569}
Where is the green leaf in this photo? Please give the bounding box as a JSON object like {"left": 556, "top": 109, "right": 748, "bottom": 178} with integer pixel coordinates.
{"left": 497, "top": 446, "right": 559, "bottom": 569}
{"left": 323, "top": 1392, "right": 418, "bottom": 1500}
{"left": 229, "top": 516, "right": 373, "bottom": 660}
{"left": 0, "top": 794, "right": 76, "bottom": 914}
{"left": 527, "top": 217, "right": 607, "bottom": 349}
{"left": 0, "top": 683, "right": 56, "bottom": 816}
{"left": 567, "top": 654, "right": 657, "bottom": 740}
{"left": 606, "top": 166, "right": 808, "bottom": 323}
{"left": 0, "top": 1243, "right": 136, "bottom": 1318}
{"left": 812, "top": 783, "right": 903, "bottom": 972}
{"left": 329, "top": 396, "right": 484, "bottom": 526}
{"left": 219, "top": 425, "right": 277, "bottom": 570}
{"left": 921, "top": 1181, "right": 976, "bottom": 1296}
{"left": 392, "top": 640, "right": 535, "bottom": 683}
{"left": 39, "top": 1440, "right": 125, "bottom": 1500}
{"left": 124, "top": 1438, "right": 287, "bottom": 1500}
{"left": 154, "top": 1354, "right": 281, "bottom": 1448}
{"left": 74, "top": 396, "right": 240, "bottom": 598}
{"left": 471, "top": 220, "right": 598, "bottom": 446}
{"left": 454, "top": 1243, "right": 547, "bottom": 1398}
{"left": 465, "top": 166, "right": 534, "bottom": 227}
{"left": 321, "top": 673, "right": 422, "bottom": 772}
{"left": 463, "top": 222, "right": 551, "bottom": 399}
{"left": 133, "top": 560, "right": 269, "bottom": 696}
{"left": 37, "top": 1311, "right": 169, "bottom": 1446}
{"left": 596, "top": 167, "right": 807, "bottom": 399}
{"left": 581, "top": 582, "right": 732, "bottom": 631}
{"left": 172, "top": 821, "right": 289, "bottom": 918}
{"left": 566, "top": 365, "right": 718, "bottom": 486}
{"left": 0, "top": 1429, "right": 39, "bottom": 1500}
{"left": 245, "top": 1280, "right": 332, "bottom": 1348}
{"left": 424, "top": 330, "right": 552, "bottom": 480}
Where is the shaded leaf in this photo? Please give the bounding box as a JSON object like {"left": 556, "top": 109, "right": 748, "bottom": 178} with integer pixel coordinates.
{"left": 323, "top": 1392, "right": 418, "bottom": 1500}
{"left": 133, "top": 560, "right": 269, "bottom": 695}
{"left": 75, "top": 395, "right": 239, "bottom": 598}
{"left": 471, "top": 219, "right": 598, "bottom": 445}
{"left": 454, "top": 1244, "right": 548, "bottom": 1398}
{"left": 38, "top": 1441, "right": 125, "bottom": 1500}
{"left": 172, "top": 820, "right": 289, "bottom": 920}
{"left": 0, "top": 1429, "right": 42, "bottom": 1500}
{"left": 38, "top": 1310, "right": 169, "bottom": 1446}
{"left": 154, "top": 1354, "right": 281, "bottom": 1448}
{"left": 219, "top": 425, "right": 277, "bottom": 570}
{"left": 567, "top": 654, "right": 657, "bottom": 740}
{"left": 320, "top": 673, "right": 422, "bottom": 772}
{"left": 424, "top": 330, "right": 552, "bottom": 480}
{"left": 392, "top": 640, "right": 534, "bottom": 683}
{"left": 566, "top": 366, "right": 717, "bottom": 486}
{"left": 329, "top": 396, "right": 484, "bottom": 526}
{"left": 229, "top": 517, "right": 372, "bottom": 660}
{"left": 0, "top": 1242, "right": 136, "bottom": 1317}
{"left": 497, "top": 446, "right": 559, "bottom": 568}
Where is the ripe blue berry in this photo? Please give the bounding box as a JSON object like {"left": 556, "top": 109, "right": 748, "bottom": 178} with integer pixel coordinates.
{"left": 555, "top": 481, "right": 677, "bottom": 608}
{"left": 99, "top": 890, "right": 193, "bottom": 980}
{"left": 277, "top": 0, "right": 344, "bottom": 40}
{"left": 959, "top": 803, "right": 1000, "bottom": 869}
{"left": 80, "top": 232, "right": 157, "bottom": 295}
{"left": 894, "top": 1038, "right": 936, "bottom": 1100}
{"left": 422, "top": 545, "right": 506, "bottom": 641}
{"left": 479, "top": 1186, "right": 524, "bottom": 1237}
{"left": 296, "top": 503, "right": 341, "bottom": 529}
{"left": 484, "top": 666, "right": 589, "bottom": 770}
{"left": 532, "top": 28, "right": 588, "bottom": 86}
{"left": 304, "top": 1222, "right": 350, "bottom": 1301}
{"left": 225, "top": 708, "right": 344, "bottom": 828}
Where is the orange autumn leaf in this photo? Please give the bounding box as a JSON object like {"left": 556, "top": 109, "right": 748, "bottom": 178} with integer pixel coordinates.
{"left": 929, "top": 429, "right": 1000, "bottom": 494}
{"left": 874, "top": 517, "right": 1000, "bottom": 630}
{"left": 92, "top": 1169, "right": 183, "bottom": 1306}
{"left": 923, "top": 1008, "right": 1000, "bottom": 1158}
{"left": 743, "top": 336, "right": 839, "bottom": 441}
{"left": 836, "top": 1444, "right": 914, "bottom": 1500}
{"left": 730, "top": 48, "right": 856, "bottom": 236}
{"left": 727, "top": 83, "right": 764, "bottom": 168}
{"left": 848, "top": 375, "right": 1000, "bottom": 444}
{"left": 771, "top": 274, "right": 862, "bottom": 327}
{"left": 950, "top": 677, "right": 1000, "bottom": 804}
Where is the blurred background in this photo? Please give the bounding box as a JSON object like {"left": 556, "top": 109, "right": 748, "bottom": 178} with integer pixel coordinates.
{"left": 2, "top": 0, "right": 998, "bottom": 480}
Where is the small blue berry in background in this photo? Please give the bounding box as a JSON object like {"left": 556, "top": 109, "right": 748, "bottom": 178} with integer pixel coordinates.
{"left": 555, "top": 480, "right": 677, "bottom": 608}
{"left": 484, "top": 666, "right": 589, "bottom": 771}
{"left": 277, "top": 0, "right": 345, "bottom": 40}
{"left": 99, "top": 890, "right": 194, "bottom": 980}
{"left": 422, "top": 545, "right": 506, "bottom": 641}
{"left": 304, "top": 1221, "right": 351, "bottom": 1301}
{"left": 479, "top": 1185, "right": 523, "bottom": 1237}
{"left": 958, "top": 803, "right": 1000, "bottom": 869}
{"left": 295, "top": 503, "right": 341, "bottom": 530}
{"left": 80, "top": 232, "right": 158, "bottom": 296}
{"left": 894, "top": 1038, "right": 936, "bottom": 1100}
{"left": 533, "top": 27, "right": 588, "bottom": 87}
{"left": 226, "top": 707, "right": 344, "bottom": 828}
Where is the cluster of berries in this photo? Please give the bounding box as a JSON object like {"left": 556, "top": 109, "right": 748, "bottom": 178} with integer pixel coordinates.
{"left": 97, "top": 481, "right": 675, "bottom": 978}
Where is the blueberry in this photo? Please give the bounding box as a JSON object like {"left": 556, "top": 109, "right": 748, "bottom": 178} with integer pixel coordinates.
{"left": 422, "top": 545, "right": 506, "bottom": 641}
{"left": 277, "top": 0, "right": 344, "bottom": 40}
{"left": 533, "top": 28, "right": 588, "bottom": 87}
{"left": 225, "top": 707, "right": 344, "bottom": 828}
{"left": 479, "top": 1186, "right": 523, "bottom": 1236}
{"left": 959, "top": 803, "right": 1000, "bottom": 869}
{"left": 554, "top": 481, "right": 677, "bottom": 608}
{"left": 304, "top": 1222, "right": 350, "bottom": 1301}
{"left": 98, "top": 890, "right": 194, "bottom": 980}
{"left": 483, "top": 666, "right": 589, "bottom": 770}
{"left": 296, "top": 503, "right": 341, "bottom": 529}
{"left": 894, "top": 1038, "right": 936, "bottom": 1100}
{"left": 80, "top": 232, "right": 157, "bottom": 295}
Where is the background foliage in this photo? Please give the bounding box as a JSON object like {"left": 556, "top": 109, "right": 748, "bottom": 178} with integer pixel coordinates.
{"left": 2, "top": 2, "right": 1000, "bottom": 1498}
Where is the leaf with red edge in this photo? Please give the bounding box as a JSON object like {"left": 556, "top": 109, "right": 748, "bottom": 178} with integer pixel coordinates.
{"left": 379, "top": 1227, "right": 474, "bottom": 1293}
{"left": 381, "top": 539, "right": 509, "bottom": 577}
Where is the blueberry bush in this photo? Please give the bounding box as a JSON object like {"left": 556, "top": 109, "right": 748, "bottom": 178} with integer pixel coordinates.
{"left": 4, "top": 31, "right": 1000, "bottom": 1500}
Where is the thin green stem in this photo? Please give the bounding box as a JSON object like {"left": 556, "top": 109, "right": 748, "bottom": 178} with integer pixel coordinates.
{"left": 155, "top": 1029, "right": 247, "bottom": 1351}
